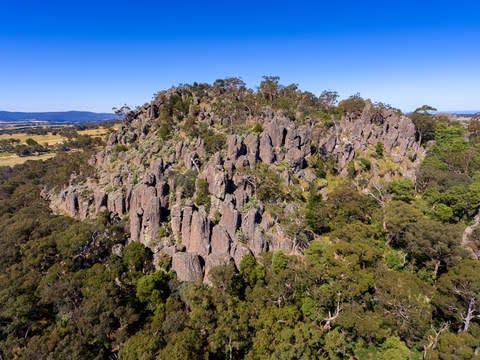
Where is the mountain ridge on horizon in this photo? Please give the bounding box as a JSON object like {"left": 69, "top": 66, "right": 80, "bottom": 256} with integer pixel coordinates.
{"left": 0, "top": 110, "right": 115, "bottom": 123}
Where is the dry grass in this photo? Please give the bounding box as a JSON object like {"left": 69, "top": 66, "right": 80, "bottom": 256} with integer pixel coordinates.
{"left": 0, "top": 152, "right": 57, "bottom": 167}
{"left": 77, "top": 127, "right": 110, "bottom": 138}
{"left": 0, "top": 124, "right": 115, "bottom": 145}
{"left": 0, "top": 124, "right": 116, "bottom": 166}
{"left": 0, "top": 132, "right": 66, "bottom": 146}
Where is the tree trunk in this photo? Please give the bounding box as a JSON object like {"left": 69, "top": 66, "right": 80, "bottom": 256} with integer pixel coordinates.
{"left": 462, "top": 298, "right": 476, "bottom": 332}
{"left": 434, "top": 260, "right": 441, "bottom": 280}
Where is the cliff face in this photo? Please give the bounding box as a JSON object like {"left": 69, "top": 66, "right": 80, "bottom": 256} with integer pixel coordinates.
{"left": 46, "top": 84, "right": 424, "bottom": 282}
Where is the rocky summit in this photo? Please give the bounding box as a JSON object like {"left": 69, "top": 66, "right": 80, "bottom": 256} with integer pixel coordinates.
{"left": 45, "top": 79, "right": 424, "bottom": 282}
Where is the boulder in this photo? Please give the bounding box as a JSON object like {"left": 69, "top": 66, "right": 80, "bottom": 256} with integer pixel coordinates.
{"left": 231, "top": 243, "right": 252, "bottom": 268}
{"left": 235, "top": 155, "right": 250, "bottom": 169}
{"left": 285, "top": 147, "right": 305, "bottom": 170}
{"left": 241, "top": 208, "right": 258, "bottom": 242}
{"left": 264, "top": 117, "right": 287, "bottom": 148}
{"left": 94, "top": 189, "right": 107, "bottom": 213}
{"left": 107, "top": 190, "right": 125, "bottom": 215}
{"left": 227, "top": 135, "right": 246, "bottom": 159}
{"left": 211, "top": 224, "right": 231, "bottom": 255}
{"left": 204, "top": 253, "right": 232, "bottom": 285}
{"left": 130, "top": 208, "right": 143, "bottom": 242}
{"left": 150, "top": 158, "right": 164, "bottom": 180}
{"left": 285, "top": 127, "right": 300, "bottom": 149}
{"left": 187, "top": 207, "right": 211, "bottom": 256}
{"left": 170, "top": 204, "right": 182, "bottom": 240}
{"left": 244, "top": 133, "right": 259, "bottom": 165}
{"left": 259, "top": 133, "right": 275, "bottom": 164}
{"left": 219, "top": 201, "right": 240, "bottom": 241}
{"left": 205, "top": 165, "right": 226, "bottom": 200}
{"left": 181, "top": 205, "right": 193, "bottom": 246}
{"left": 252, "top": 228, "right": 268, "bottom": 254}
{"left": 139, "top": 196, "right": 161, "bottom": 246}
{"left": 112, "top": 244, "right": 124, "bottom": 257}
{"left": 129, "top": 184, "right": 159, "bottom": 242}
{"left": 172, "top": 253, "right": 204, "bottom": 282}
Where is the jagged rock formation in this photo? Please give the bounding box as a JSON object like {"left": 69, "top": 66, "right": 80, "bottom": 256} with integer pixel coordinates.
{"left": 46, "top": 82, "right": 424, "bottom": 282}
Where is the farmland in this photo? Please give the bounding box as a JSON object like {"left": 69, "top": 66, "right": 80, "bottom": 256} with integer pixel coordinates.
{"left": 0, "top": 125, "right": 115, "bottom": 167}
{"left": 0, "top": 152, "right": 57, "bottom": 166}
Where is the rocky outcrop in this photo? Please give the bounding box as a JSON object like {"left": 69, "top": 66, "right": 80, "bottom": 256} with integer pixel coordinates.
{"left": 46, "top": 89, "right": 424, "bottom": 283}
{"left": 129, "top": 183, "right": 162, "bottom": 245}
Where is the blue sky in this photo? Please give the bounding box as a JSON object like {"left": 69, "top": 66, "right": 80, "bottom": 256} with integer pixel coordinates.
{"left": 1, "top": 1, "right": 479, "bottom": 112}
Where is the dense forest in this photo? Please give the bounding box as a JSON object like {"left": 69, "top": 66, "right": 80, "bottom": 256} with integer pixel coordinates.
{"left": 1, "top": 78, "right": 479, "bottom": 359}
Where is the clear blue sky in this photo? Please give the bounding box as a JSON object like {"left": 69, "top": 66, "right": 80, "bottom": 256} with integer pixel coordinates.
{"left": 1, "top": 0, "right": 479, "bottom": 112}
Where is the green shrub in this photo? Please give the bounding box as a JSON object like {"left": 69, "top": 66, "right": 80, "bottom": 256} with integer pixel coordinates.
{"left": 347, "top": 161, "right": 356, "bottom": 178}
{"left": 338, "top": 95, "right": 366, "bottom": 115}
{"left": 195, "top": 178, "right": 211, "bottom": 211}
{"left": 251, "top": 122, "right": 263, "bottom": 134}
{"left": 113, "top": 144, "right": 128, "bottom": 154}
{"left": 25, "top": 138, "right": 40, "bottom": 146}
{"left": 316, "top": 111, "right": 335, "bottom": 128}
{"left": 387, "top": 178, "right": 415, "bottom": 202}
{"left": 271, "top": 251, "right": 289, "bottom": 273}
{"left": 236, "top": 229, "right": 247, "bottom": 243}
{"left": 175, "top": 170, "right": 197, "bottom": 199}
{"left": 199, "top": 124, "right": 227, "bottom": 155}
{"left": 308, "top": 155, "right": 336, "bottom": 178}
{"left": 123, "top": 242, "right": 153, "bottom": 272}
{"left": 158, "top": 123, "right": 171, "bottom": 140}
{"left": 158, "top": 225, "right": 170, "bottom": 238}
{"left": 211, "top": 210, "right": 221, "bottom": 225}
{"left": 136, "top": 271, "right": 170, "bottom": 309}
{"left": 358, "top": 157, "right": 372, "bottom": 171}
{"left": 304, "top": 186, "right": 328, "bottom": 234}
{"left": 385, "top": 248, "right": 407, "bottom": 270}
{"left": 239, "top": 164, "right": 285, "bottom": 203}
{"left": 433, "top": 203, "right": 454, "bottom": 223}
{"left": 374, "top": 141, "right": 384, "bottom": 158}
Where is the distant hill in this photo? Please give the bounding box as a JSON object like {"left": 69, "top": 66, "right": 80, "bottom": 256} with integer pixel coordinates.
{"left": 446, "top": 111, "right": 480, "bottom": 117}
{"left": 0, "top": 111, "right": 115, "bottom": 123}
